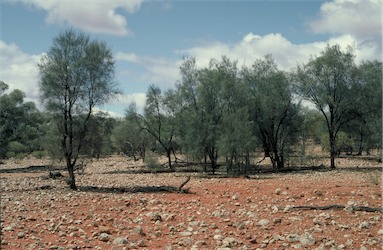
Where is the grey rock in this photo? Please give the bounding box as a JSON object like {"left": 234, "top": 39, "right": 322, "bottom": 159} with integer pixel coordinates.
{"left": 17, "top": 231, "right": 25, "bottom": 239}
{"left": 3, "top": 226, "right": 13, "bottom": 232}
{"left": 214, "top": 234, "right": 224, "bottom": 240}
{"left": 137, "top": 239, "right": 146, "bottom": 247}
{"left": 300, "top": 233, "right": 316, "bottom": 246}
{"left": 222, "top": 237, "right": 239, "bottom": 247}
{"left": 132, "top": 226, "right": 145, "bottom": 236}
{"left": 212, "top": 209, "right": 229, "bottom": 218}
{"left": 193, "top": 240, "right": 207, "bottom": 247}
{"left": 179, "top": 231, "right": 192, "bottom": 236}
{"left": 257, "top": 219, "right": 270, "bottom": 227}
{"left": 359, "top": 221, "right": 370, "bottom": 229}
{"left": 286, "top": 234, "right": 300, "bottom": 243}
{"left": 113, "top": 237, "right": 128, "bottom": 245}
{"left": 98, "top": 233, "right": 110, "bottom": 242}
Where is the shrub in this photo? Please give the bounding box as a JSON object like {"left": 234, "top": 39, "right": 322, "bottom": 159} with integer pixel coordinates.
{"left": 8, "top": 141, "right": 27, "bottom": 154}
{"left": 145, "top": 152, "right": 161, "bottom": 172}
{"left": 32, "top": 150, "right": 47, "bottom": 159}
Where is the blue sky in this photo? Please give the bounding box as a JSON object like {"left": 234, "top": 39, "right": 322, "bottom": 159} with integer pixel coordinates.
{"left": 1, "top": 0, "right": 382, "bottom": 116}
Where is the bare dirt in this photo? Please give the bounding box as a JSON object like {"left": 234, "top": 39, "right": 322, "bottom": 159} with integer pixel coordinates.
{"left": 1, "top": 155, "right": 382, "bottom": 250}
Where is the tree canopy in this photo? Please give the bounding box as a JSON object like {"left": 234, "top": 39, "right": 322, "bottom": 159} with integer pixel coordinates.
{"left": 38, "top": 29, "right": 120, "bottom": 189}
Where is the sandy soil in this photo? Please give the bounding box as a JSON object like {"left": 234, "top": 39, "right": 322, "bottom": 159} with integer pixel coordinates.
{"left": 1, "top": 155, "right": 382, "bottom": 250}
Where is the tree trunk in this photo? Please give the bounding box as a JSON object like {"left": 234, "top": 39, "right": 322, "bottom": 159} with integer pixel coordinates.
{"left": 166, "top": 149, "right": 173, "bottom": 171}
{"left": 209, "top": 147, "right": 218, "bottom": 175}
{"left": 357, "top": 129, "right": 363, "bottom": 156}
{"left": 66, "top": 158, "right": 77, "bottom": 190}
{"left": 329, "top": 132, "right": 336, "bottom": 169}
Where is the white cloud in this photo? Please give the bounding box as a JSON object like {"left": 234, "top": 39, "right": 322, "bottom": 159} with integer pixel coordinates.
{"left": 308, "top": 0, "right": 382, "bottom": 61}
{"left": 116, "top": 52, "right": 181, "bottom": 87}
{"left": 115, "top": 52, "right": 139, "bottom": 63}
{"left": 177, "top": 33, "right": 316, "bottom": 71}
{"left": 177, "top": 31, "right": 381, "bottom": 72}
{"left": 0, "top": 40, "right": 43, "bottom": 105}
{"left": 309, "top": 0, "right": 381, "bottom": 38}
{"left": 115, "top": 92, "right": 147, "bottom": 114}
{"left": 20, "top": 0, "right": 144, "bottom": 36}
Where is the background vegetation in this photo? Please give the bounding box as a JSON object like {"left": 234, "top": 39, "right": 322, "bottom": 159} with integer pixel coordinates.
{"left": 1, "top": 33, "right": 381, "bottom": 184}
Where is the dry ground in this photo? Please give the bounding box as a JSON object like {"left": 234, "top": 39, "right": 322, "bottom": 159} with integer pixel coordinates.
{"left": 1, "top": 155, "right": 382, "bottom": 250}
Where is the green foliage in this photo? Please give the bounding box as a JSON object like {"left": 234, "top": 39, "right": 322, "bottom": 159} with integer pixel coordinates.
{"left": 242, "top": 55, "right": 302, "bottom": 169}
{"left": 0, "top": 41, "right": 380, "bottom": 177}
{"left": 31, "top": 150, "right": 48, "bottom": 159}
{"left": 38, "top": 29, "right": 119, "bottom": 189}
{"left": 141, "top": 85, "right": 178, "bottom": 169}
{"left": 294, "top": 45, "right": 359, "bottom": 168}
{"left": 321, "top": 131, "right": 353, "bottom": 155}
{"left": 112, "top": 103, "right": 148, "bottom": 161}
{"left": 81, "top": 113, "right": 117, "bottom": 158}
{"left": 0, "top": 82, "right": 45, "bottom": 158}
{"left": 7, "top": 141, "right": 27, "bottom": 154}
{"left": 144, "top": 151, "right": 161, "bottom": 172}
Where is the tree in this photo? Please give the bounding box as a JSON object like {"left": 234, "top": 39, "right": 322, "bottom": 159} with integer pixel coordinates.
{"left": 175, "top": 57, "right": 206, "bottom": 167}
{"left": 82, "top": 113, "right": 117, "bottom": 158}
{"left": 196, "top": 58, "right": 229, "bottom": 174}
{"left": 217, "top": 58, "right": 255, "bottom": 174}
{"left": 0, "top": 82, "right": 44, "bottom": 158}
{"left": 242, "top": 55, "right": 301, "bottom": 170}
{"left": 293, "top": 45, "right": 358, "bottom": 168}
{"left": 38, "top": 29, "right": 119, "bottom": 189}
{"left": 112, "top": 103, "right": 148, "bottom": 161}
{"left": 349, "top": 60, "right": 382, "bottom": 154}
{"left": 139, "top": 85, "right": 178, "bottom": 170}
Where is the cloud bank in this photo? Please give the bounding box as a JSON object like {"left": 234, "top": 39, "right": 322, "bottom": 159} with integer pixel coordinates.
{"left": 0, "top": 41, "right": 43, "bottom": 104}
{"left": 3, "top": 0, "right": 381, "bottom": 116}
{"left": 20, "top": 0, "right": 144, "bottom": 36}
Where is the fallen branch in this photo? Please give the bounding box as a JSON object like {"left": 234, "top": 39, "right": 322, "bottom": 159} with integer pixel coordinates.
{"left": 291, "top": 204, "right": 383, "bottom": 213}
{"left": 178, "top": 176, "right": 191, "bottom": 192}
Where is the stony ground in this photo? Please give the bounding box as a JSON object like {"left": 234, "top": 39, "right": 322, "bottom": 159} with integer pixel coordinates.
{"left": 1, "top": 156, "right": 382, "bottom": 250}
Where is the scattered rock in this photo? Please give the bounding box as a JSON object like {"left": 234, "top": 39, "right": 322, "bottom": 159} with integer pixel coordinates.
{"left": 273, "top": 218, "right": 282, "bottom": 224}
{"left": 113, "top": 237, "right": 128, "bottom": 245}
{"left": 300, "top": 233, "right": 316, "bottom": 246}
{"left": 137, "top": 239, "right": 146, "bottom": 247}
{"left": 286, "top": 234, "right": 300, "bottom": 243}
{"left": 193, "top": 240, "right": 207, "bottom": 247}
{"left": 132, "top": 226, "right": 145, "bottom": 236}
{"left": 214, "top": 234, "right": 224, "bottom": 241}
{"left": 222, "top": 237, "right": 239, "bottom": 247}
{"left": 98, "top": 233, "right": 110, "bottom": 242}
{"left": 313, "top": 189, "right": 323, "bottom": 196}
{"left": 2, "top": 226, "right": 14, "bottom": 232}
{"left": 257, "top": 219, "right": 270, "bottom": 227}
{"left": 275, "top": 188, "right": 282, "bottom": 195}
{"left": 359, "top": 221, "right": 370, "bottom": 229}
{"left": 98, "top": 226, "right": 111, "bottom": 234}
{"left": 17, "top": 232, "right": 26, "bottom": 239}
{"left": 179, "top": 231, "right": 192, "bottom": 236}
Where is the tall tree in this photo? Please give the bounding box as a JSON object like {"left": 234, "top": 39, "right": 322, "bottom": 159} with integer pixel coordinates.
{"left": 293, "top": 45, "right": 357, "bottom": 168}
{"left": 343, "top": 60, "right": 382, "bottom": 155}
{"left": 112, "top": 103, "right": 148, "bottom": 161}
{"left": 139, "top": 85, "right": 178, "bottom": 170}
{"left": 196, "top": 58, "right": 228, "bottom": 174}
{"left": 0, "top": 82, "right": 44, "bottom": 158}
{"left": 175, "top": 58, "right": 206, "bottom": 166}
{"left": 242, "top": 55, "right": 301, "bottom": 170}
{"left": 82, "top": 113, "right": 117, "bottom": 158}
{"left": 217, "top": 57, "right": 255, "bottom": 174}
{"left": 38, "top": 29, "right": 119, "bottom": 189}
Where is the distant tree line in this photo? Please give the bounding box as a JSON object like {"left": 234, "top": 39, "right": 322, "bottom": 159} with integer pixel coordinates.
{"left": 1, "top": 29, "right": 381, "bottom": 189}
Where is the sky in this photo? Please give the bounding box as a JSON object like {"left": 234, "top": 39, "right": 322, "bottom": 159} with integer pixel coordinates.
{"left": 1, "top": 0, "right": 382, "bottom": 116}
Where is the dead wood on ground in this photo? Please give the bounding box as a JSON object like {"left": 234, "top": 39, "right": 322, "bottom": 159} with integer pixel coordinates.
{"left": 291, "top": 204, "right": 383, "bottom": 213}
